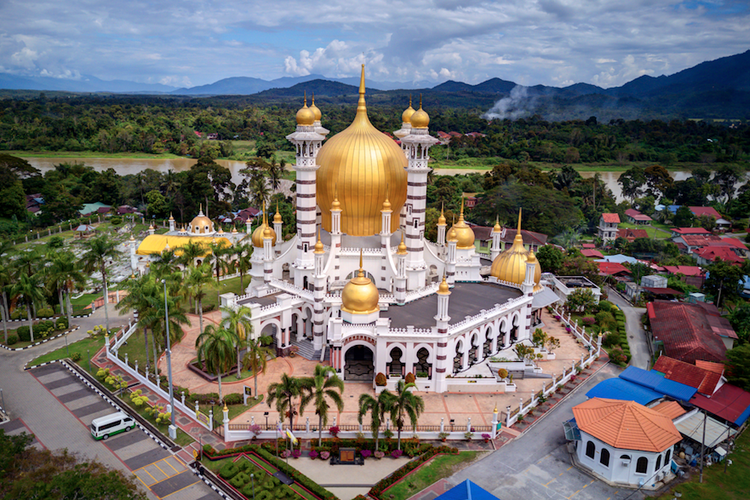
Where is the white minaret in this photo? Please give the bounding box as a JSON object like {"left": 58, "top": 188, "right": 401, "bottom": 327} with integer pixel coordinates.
{"left": 446, "top": 224, "right": 457, "bottom": 285}
{"left": 168, "top": 213, "right": 175, "bottom": 232}
{"left": 263, "top": 214, "right": 274, "bottom": 285}
{"left": 287, "top": 93, "right": 327, "bottom": 288}
{"left": 380, "top": 196, "right": 392, "bottom": 247}
{"left": 312, "top": 229, "right": 327, "bottom": 352}
{"left": 400, "top": 96, "right": 439, "bottom": 290}
{"left": 129, "top": 234, "right": 137, "bottom": 273}
{"left": 437, "top": 203, "right": 447, "bottom": 252}
{"left": 491, "top": 216, "right": 503, "bottom": 261}
{"left": 148, "top": 222, "right": 155, "bottom": 235}
{"left": 273, "top": 204, "right": 283, "bottom": 254}
{"left": 433, "top": 275, "right": 451, "bottom": 393}
{"left": 394, "top": 231, "right": 408, "bottom": 305}
{"left": 245, "top": 217, "right": 252, "bottom": 235}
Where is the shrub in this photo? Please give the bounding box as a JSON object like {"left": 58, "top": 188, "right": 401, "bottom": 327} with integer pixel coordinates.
{"left": 374, "top": 451, "right": 385, "bottom": 459}
{"left": 55, "top": 317, "right": 68, "bottom": 330}
{"left": 230, "top": 471, "right": 249, "bottom": 489}
{"left": 291, "top": 449, "right": 301, "bottom": 459}
{"left": 597, "top": 300, "right": 612, "bottom": 312}
{"left": 219, "top": 462, "right": 239, "bottom": 480}
{"left": 391, "top": 449, "right": 403, "bottom": 459}
{"left": 582, "top": 317, "right": 596, "bottom": 326}
{"left": 481, "top": 433, "right": 491, "bottom": 441}
{"left": 375, "top": 372, "right": 387, "bottom": 386}
{"left": 17, "top": 326, "right": 30, "bottom": 342}
{"left": 110, "top": 216, "right": 123, "bottom": 225}
{"left": 602, "top": 332, "right": 622, "bottom": 348}
{"left": 464, "top": 431, "right": 473, "bottom": 440}
{"left": 6, "top": 334, "right": 18, "bottom": 345}
{"left": 329, "top": 425, "right": 340, "bottom": 437}
{"left": 308, "top": 450, "right": 318, "bottom": 459}
{"left": 497, "top": 368, "right": 509, "bottom": 379}
{"left": 360, "top": 449, "right": 371, "bottom": 459}
{"left": 595, "top": 311, "right": 616, "bottom": 329}
{"left": 404, "top": 372, "right": 416, "bottom": 384}
{"left": 188, "top": 392, "right": 221, "bottom": 404}
{"left": 609, "top": 346, "right": 628, "bottom": 366}
{"left": 280, "top": 450, "right": 291, "bottom": 458}
{"left": 320, "top": 451, "right": 330, "bottom": 460}
{"left": 11, "top": 308, "right": 26, "bottom": 320}
{"left": 37, "top": 307, "right": 54, "bottom": 318}
{"left": 70, "top": 352, "right": 82, "bottom": 362}
{"left": 224, "top": 393, "right": 242, "bottom": 405}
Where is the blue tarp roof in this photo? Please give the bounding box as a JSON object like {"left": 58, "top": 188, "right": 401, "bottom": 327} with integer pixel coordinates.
{"left": 586, "top": 378, "right": 664, "bottom": 405}
{"left": 437, "top": 480, "right": 500, "bottom": 500}
{"left": 620, "top": 366, "right": 697, "bottom": 402}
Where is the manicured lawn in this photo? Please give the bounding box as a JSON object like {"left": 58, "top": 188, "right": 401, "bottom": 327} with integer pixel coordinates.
{"left": 28, "top": 334, "right": 106, "bottom": 370}
{"left": 618, "top": 222, "right": 669, "bottom": 239}
{"left": 117, "top": 328, "right": 165, "bottom": 374}
{"left": 385, "top": 451, "right": 483, "bottom": 500}
{"left": 656, "top": 429, "right": 750, "bottom": 500}
{"left": 201, "top": 396, "right": 265, "bottom": 427}
{"left": 202, "top": 276, "right": 248, "bottom": 311}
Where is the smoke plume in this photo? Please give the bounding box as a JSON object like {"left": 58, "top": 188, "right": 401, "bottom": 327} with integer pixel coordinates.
{"left": 482, "top": 85, "right": 537, "bottom": 120}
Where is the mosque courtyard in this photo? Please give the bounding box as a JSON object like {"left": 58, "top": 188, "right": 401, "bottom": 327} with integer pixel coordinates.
{"left": 159, "top": 307, "right": 593, "bottom": 429}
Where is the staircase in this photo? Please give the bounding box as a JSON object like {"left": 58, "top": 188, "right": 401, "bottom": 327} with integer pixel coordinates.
{"left": 291, "top": 338, "right": 330, "bottom": 362}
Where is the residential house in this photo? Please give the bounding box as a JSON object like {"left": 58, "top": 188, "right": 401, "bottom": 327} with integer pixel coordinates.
{"left": 597, "top": 261, "right": 631, "bottom": 278}
{"left": 79, "top": 202, "right": 112, "bottom": 216}
{"left": 598, "top": 213, "right": 620, "bottom": 242}
{"left": 672, "top": 233, "right": 722, "bottom": 254}
{"left": 618, "top": 228, "right": 649, "bottom": 242}
{"left": 25, "top": 193, "right": 43, "bottom": 215}
{"left": 625, "top": 208, "right": 653, "bottom": 225}
{"left": 581, "top": 249, "right": 604, "bottom": 259}
{"left": 670, "top": 227, "right": 711, "bottom": 238}
{"left": 695, "top": 245, "right": 745, "bottom": 266}
{"left": 662, "top": 265, "right": 705, "bottom": 288}
{"left": 689, "top": 207, "right": 731, "bottom": 230}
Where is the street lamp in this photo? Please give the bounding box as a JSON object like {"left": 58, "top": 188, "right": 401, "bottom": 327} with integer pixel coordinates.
{"left": 264, "top": 411, "right": 269, "bottom": 430}
{"left": 162, "top": 279, "right": 177, "bottom": 440}
{"left": 251, "top": 473, "right": 255, "bottom": 500}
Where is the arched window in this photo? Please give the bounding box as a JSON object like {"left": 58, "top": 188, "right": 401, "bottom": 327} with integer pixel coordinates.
{"left": 655, "top": 454, "right": 662, "bottom": 471}
{"left": 620, "top": 454, "right": 631, "bottom": 461}
{"left": 636, "top": 457, "right": 648, "bottom": 474}
{"left": 600, "top": 448, "right": 610, "bottom": 467}
{"left": 665, "top": 449, "right": 671, "bottom": 465}
{"left": 585, "top": 441, "right": 596, "bottom": 459}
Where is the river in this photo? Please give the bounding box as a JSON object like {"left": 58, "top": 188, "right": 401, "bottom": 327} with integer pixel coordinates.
{"left": 21, "top": 156, "right": 743, "bottom": 202}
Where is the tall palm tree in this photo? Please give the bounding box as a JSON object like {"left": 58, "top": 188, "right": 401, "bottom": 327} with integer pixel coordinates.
{"left": 195, "top": 324, "right": 238, "bottom": 402}
{"left": 184, "top": 262, "right": 214, "bottom": 335}
{"left": 0, "top": 263, "right": 12, "bottom": 343}
{"left": 387, "top": 380, "right": 425, "bottom": 450}
{"left": 45, "top": 251, "right": 85, "bottom": 330}
{"left": 117, "top": 274, "right": 158, "bottom": 375}
{"left": 358, "top": 390, "right": 392, "bottom": 452}
{"left": 267, "top": 374, "right": 313, "bottom": 434}
{"left": 11, "top": 272, "right": 45, "bottom": 342}
{"left": 242, "top": 333, "right": 274, "bottom": 401}
{"left": 220, "top": 305, "right": 254, "bottom": 378}
{"left": 208, "top": 239, "right": 232, "bottom": 303}
{"left": 234, "top": 243, "right": 253, "bottom": 291}
{"left": 80, "top": 235, "right": 122, "bottom": 333}
{"left": 301, "top": 365, "right": 344, "bottom": 446}
{"left": 140, "top": 273, "right": 189, "bottom": 348}
{"left": 150, "top": 247, "right": 180, "bottom": 278}
{"left": 177, "top": 240, "right": 207, "bottom": 269}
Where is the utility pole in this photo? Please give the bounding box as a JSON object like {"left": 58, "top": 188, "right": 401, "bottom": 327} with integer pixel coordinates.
{"left": 699, "top": 411, "right": 707, "bottom": 483}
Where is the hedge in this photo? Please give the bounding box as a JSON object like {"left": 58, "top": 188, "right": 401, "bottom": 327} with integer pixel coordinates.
{"left": 369, "top": 445, "right": 459, "bottom": 498}
{"left": 309, "top": 436, "right": 430, "bottom": 458}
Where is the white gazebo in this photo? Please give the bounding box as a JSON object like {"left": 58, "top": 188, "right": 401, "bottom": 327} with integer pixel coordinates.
{"left": 570, "top": 398, "right": 682, "bottom": 489}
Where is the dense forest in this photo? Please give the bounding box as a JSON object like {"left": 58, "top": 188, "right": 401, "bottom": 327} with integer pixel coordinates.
{"left": 1, "top": 94, "right": 749, "bottom": 165}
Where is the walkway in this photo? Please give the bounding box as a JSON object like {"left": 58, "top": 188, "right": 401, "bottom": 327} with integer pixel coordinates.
{"left": 607, "top": 286, "right": 650, "bottom": 369}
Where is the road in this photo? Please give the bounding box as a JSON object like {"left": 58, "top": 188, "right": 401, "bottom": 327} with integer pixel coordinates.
{"left": 448, "top": 362, "right": 643, "bottom": 500}
{"left": 0, "top": 307, "right": 219, "bottom": 500}
{"left": 607, "top": 287, "right": 650, "bottom": 370}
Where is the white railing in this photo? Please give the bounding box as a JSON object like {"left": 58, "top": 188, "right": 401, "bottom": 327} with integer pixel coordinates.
{"left": 448, "top": 296, "right": 527, "bottom": 334}
{"left": 388, "top": 326, "right": 434, "bottom": 335}
{"left": 551, "top": 305, "right": 598, "bottom": 349}
{"left": 404, "top": 283, "right": 440, "bottom": 303}
{"left": 339, "top": 247, "right": 382, "bottom": 256}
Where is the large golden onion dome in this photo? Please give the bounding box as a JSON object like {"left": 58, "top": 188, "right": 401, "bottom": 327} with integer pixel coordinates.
{"left": 341, "top": 251, "right": 380, "bottom": 315}
{"left": 490, "top": 209, "right": 542, "bottom": 288}
{"left": 410, "top": 97, "right": 429, "bottom": 129}
{"left": 189, "top": 205, "right": 214, "bottom": 235}
{"left": 296, "top": 94, "right": 315, "bottom": 126}
{"left": 448, "top": 198, "right": 475, "bottom": 249}
{"left": 251, "top": 202, "right": 277, "bottom": 247}
{"left": 401, "top": 96, "right": 415, "bottom": 124}
{"left": 316, "top": 65, "right": 407, "bottom": 236}
{"left": 309, "top": 93, "right": 322, "bottom": 122}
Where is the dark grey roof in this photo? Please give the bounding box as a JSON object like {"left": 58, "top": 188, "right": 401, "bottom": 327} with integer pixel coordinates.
{"left": 237, "top": 293, "right": 281, "bottom": 307}
{"left": 381, "top": 282, "right": 523, "bottom": 329}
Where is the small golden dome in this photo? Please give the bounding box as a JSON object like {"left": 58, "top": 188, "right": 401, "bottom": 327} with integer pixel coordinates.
{"left": 437, "top": 275, "right": 450, "bottom": 295}
{"left": 263, "top": 226, "right": 272, "bottom": 239}
{"left": 401, "top": 97, "right": 415, "bottom": 124}
{"left": 447, "top": 227, "right": 458, "bottom": 242}
{"left": 490, "top": 209, "right": 542, "bottom": 289}
{"left": 296, "top": 93, "right": 315, "bottom": 126}
{"left": 218, "top": 226, "right": 224, "bottom": 234}
{"left": 493, "top": 216, "right": 502, "bottom": 233}
{"left": 448, "top": 198, "right": 475, "bottom": 249}
{"left": 341, "top": 251, "right": 379, "bottom": 315}
{"left": 381, "top": 196, "right": 392, "bottom": 212}
{"left": 273, "top": 204, "right": 283, "bottom": 224}
{"left": 129, "top": 234, "right": 135, "bottom": 241}
{"left": 251, "top": 202, "right": 277, "bottom": 247}
{"left": 231, "top": 226, "right": 238, "bottom": 234}
{"left": 331, "top": 188, "right": 342, "bottom": 211}
{"left": 437, "top": 204, "right": 447, "bottom": 226}
{"left": 397, "top": 231, "right": 407, "bottom": 255}
{"left": 309, "top": 94, "right": 322, "bottom": 122}
{"left": 410, "top": 96, "right": 429, "bottom": 129}
{"left": 314, "top": 228, "right": 325, "bottom": 254}
{"left": 148, "top": 222, "right": 154, "bottom": 230}
{"left": 169, "top": 213, "right": 174, "bottom": 221}
{"left": 189, "top": 204, "right": 213, "bottom": 235}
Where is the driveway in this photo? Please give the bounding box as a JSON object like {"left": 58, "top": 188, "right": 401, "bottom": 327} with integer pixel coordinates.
{"left": 607, "top": 287, "right": 650, "bottom": 370}
{"left": 446, "top": 362, "right": 644, "bottom": 500}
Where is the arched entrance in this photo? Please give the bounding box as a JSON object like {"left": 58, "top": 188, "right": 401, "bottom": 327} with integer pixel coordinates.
{"left": 344, "top": 345, "right": 374, "bottom": 381}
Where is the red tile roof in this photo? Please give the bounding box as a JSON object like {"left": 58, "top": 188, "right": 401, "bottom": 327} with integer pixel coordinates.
{"left": 625, "top": 208, "right": 653, "bottom": 221}
{"left": 695, "top": 245, "right": 744, "bottom": 264}
{"left": 597, "top": 262, "right": 631, "bottom": 275}
{"left": 582, "top": 243, "right": 596, "bottom": 249}
{"left": 647, "top": 300, "right": 730, "bottom": 364}
{"left": 601, "top": 213, "right": 620, "bottom": 223}
{"left": 716, "top": 237, "right": 748, "bottom": 249}
{"left": 695, "top": 360, "right": 725, "bottom": 375}
{"left": 581, "top": 249, "right": 604, "bottom": 259}
{"left": 618, "top": 228, "right": 649, "bottom": 240}
{"left": 691, "top": 383, "right": 750, "bottom": 426}
{"left": 662, "top": 266, "right": 703, "bottom": 277}
{"left": 642, "top": 287, "right": 682, "bottom": 296}
{"left": 680, "top": 234, "right": 722, "bottom": 248}
{"left": 689, "top": 206, "right": 722, "bottom": 219}
{"left": 653, "top": 356, "right": 722, "bottom": 395}
{"left": 651, "top": 401, "right": 687, "bottom": 420}
{"left": 573, "top": 398, "right": 682, "bottom": 453}
{"left": 671, "top": 227, "right": 711, "bottom": 235}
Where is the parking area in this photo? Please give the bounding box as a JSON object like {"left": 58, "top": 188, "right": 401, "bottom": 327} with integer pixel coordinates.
{"left": 29, "top": 363, "right": 218, "bottom": 500}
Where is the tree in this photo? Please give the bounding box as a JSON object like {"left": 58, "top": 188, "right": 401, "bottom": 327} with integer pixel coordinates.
{"left": 177, "top": 240, "right": 206, "bottom": 269}
{"left": 672, "top": 206, "right": 695, "bottom": 227}
{"left": 267, "top": 374, "right": 314, "bottom": 435}
{"left": 45, "top": 251, "right": 85, "bottom": 331}
{"left": 536, "top": 245, "right": 564, "bottom": 275}
{"left": 117, "top": 274, "right": 159, "bottom": 376}
{"left": 0, "top": 430, "right": 146, "bottom": 500}
{"left": 145, "top": 189, "right": 169, "bottom": 218}
{"left": 80, "top": 236, "right": 122, "bottom": 333}
{"left": 626, "top": 262, "right": 651, "bottom": 285}
{"left": 139, "top": 274, "right": 189, "bottom": 349}
{"left": 221, "top": 305, "right": 254, "bottom": 378}
{"left": 184, "top": 263, "right": 214, "bottom": 335}
{"left": 713, "top": 165, "right": 741, "bottom": 202}
{"left": 728, "top": 302, "right": 750, "bottom": 345}
{"left": 0, "top": 263, "right": 12, "bottom": 343}
{"left": 208, "top": 239, "right": 232, "bottom": 303}
{"left": 358, "top": 391, "right": 391, "bottom": 452}
{"left": 10, "top": 272, "right": 44, "bottom": 342}
{"left": 725, "top": 344, "right": 750, "bottom": 392}
{"left": 552, "top": 229, "right": 580, "bottom": 250}
{"left": 234, "top": 243, "right": 253, "bottom": 291}
{"left": 618, "top": 166, "right": 646, "bottom": 202}
{"left": 532, "top": 328, "right": 549, "bottom": 348}
{"left": 149, "top": 247, "right": 180, "bottom": 279}
{"left": 387, "top": 380, "right": 425, "bottom": 450}
{"left": 243, "top": 333, "right": 274, "bottom": 400}
{"left": 195, "top": 324, "right": 238, "bottom": 402}
{"left": 565, "top": 288, "right": 596, "bottom": 313}
{"left": 704, "top": 258, "right": 744, "bottom": 308}
{"left": 644, "top": 165, "right": 673, "bottom": 200}
{"left": 300, "top": 365, "right": 345, "bottom": 446}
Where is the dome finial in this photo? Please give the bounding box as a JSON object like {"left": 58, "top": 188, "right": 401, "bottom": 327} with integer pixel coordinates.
{"left": 357, "top": 64, "right": 367, "bottom": 114}
{"left": 419, "top": 94, "right": 423, "bottom": 109}
{"left": 199, "top": 203, "right": 203, "bottom": 216}
{"left": 517, "top": 208, "right": 522, "bottom": 233}
{"left": 358, "top": 248, "right": 365, "bottom": 278}
{"left": 409, "top": 95, "right": 412, "bottom": 107}
{"left": 438, "top": 273, "right": 450, "bottom": 295}
{"left": 397, "top": 229, "right": 408, "bottom": 254}
{"left": 304, "top": 90, "right": 307, "bottom": 107}
{"left": 459, "top": 196, "right": 465, "bottom": 220}
{"left": 311, "top": 92, "right": 314, "bottom": 105}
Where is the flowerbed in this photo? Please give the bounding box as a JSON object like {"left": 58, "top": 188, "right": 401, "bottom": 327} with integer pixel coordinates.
{"left": 309, "top": 436, "right": 429, "bottom": 458}
{"left": 369, "top": 445, "right": 458, "bottom": 499}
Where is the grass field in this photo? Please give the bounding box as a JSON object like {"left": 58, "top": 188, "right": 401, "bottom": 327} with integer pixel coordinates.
{"left": 656, "top": 430, "right": 750, "bottom": 500}
{"left": 618, "top": 222, "right": 671, "bottom": 239}
{"left": 385, "top": 451, "right": 484, "bottom": 500}
{"left": 28, "top": 334, "right": 106, "bottom": 370}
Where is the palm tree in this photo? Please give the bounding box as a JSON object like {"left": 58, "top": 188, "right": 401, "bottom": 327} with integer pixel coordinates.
{"left": 184, "top": 263, "right": 214, "bottom": 335}
{"left": 387, "top": 380, "right": 425, "bottom": 450}
{"left": 242, "top": 334, "right": 274, "bottom": 401}
{"left": 358, "top": 390, "right": 392, "bottom": 452}
{"left": 234, "top": 243, "right": 253, "bottom": 291}
{"left": 11, "top": 272, "right": 45, "bottom": 342}
{"left": 140, "top": 274, "right": 189, "bottom": 349}
{"left": 45, "top": 251, "right": 85, "bottom": 330}
{"left": 177, "top": 240, "right": 207, "bottom": 269}
{"left": 208, "top": 239, "right": 232, "bottom": 302}
{"left": 0, "top": 263, "right": 12, "bottom": 343}
{"left": 267, "top": 155, "right": 283, "bottom": 191}
{"left": 221, "top": 305, "right": 254, "bottom": 378}
{"left": 195, "top": 324, "right": 238, "bottom": 402}
{"left": 301, "top": 365, "right": 344, "bottom": 446}
{"left": 117, "top": 274, "right": 158, "bottom": 375}
{"left": 267, "top": 374, "right": 313, "bottom": 434}
{"left": 80, "top": 235, "right": 122, "bottom": 333}
{"left": 150, "top": 247, "right": 180, "bottom": 278}
{"left": 552, "top": 228, "right": 581, "bottom": 250}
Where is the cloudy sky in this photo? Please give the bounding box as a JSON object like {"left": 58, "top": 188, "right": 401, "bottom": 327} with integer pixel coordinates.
{"left": 1, "top": 0, "right": 748, "bottom": 88}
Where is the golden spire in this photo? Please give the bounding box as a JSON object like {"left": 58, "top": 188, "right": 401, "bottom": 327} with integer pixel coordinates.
{"left": 437, "top": 273, "right": 450, "bottom": 295}
{"left": 397, "top": 230, "right": 408, "bottom": 255}
{"left": 331, "top": 184, "right": 341, "bottom": 211}
{"left": 402, "top": 95, "right": 416, "bottom": 124}
{"left": 493, "top": 404, "right": 498, "bottom": 414}
{"left": 493, "top": 215, "right": 502, "bottom": 233}
{"left": 262, "top": 199, "right": 267, "bottom": 226}
{"left": 310, "top": 92, "right": 322, "bottom": 121}
{"left": 411, "top": 94, "right": 430, "bottom": 128}
{"left": 381, "top": 183, "right": 392, "bottom": 212}
{"left": 357, "top": 64, "right": 367, "bottom": 114}
{"left": 358, "top": 248, "right": 364, "bottom": 276}
{"left": 304, "top": 90, "right": 307, "bottom": 106}
{"left": 437, "top": 203, "right": 447, "bottom": 226}
{"left": 512, "top": 208, "right": 524, "bottom": 247}
{"left": 199, "top": 203, "right": 203, "bottom": 215}
{"left": 274, "top": 203, "right": 282, "bottom": 224}
{"left": 169, "top": 213, "right": 174, "bottom": 221}
{"left": 314, "top": 226, "right": 325, "bottom": 254}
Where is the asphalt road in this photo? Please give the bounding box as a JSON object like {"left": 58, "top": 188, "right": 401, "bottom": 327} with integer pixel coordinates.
{"left": 447, "top": 362, "right": 644, "bottom": 500}
{"left": 607, "top": 288, "right": 651, "bottom": 370}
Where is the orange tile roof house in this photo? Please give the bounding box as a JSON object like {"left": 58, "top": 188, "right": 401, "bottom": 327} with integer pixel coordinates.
{"left": 570, "top": 398, "right": 681, "bottom": 488}
{"left": 598, "top": 213, "right": 620, "bottom": 242}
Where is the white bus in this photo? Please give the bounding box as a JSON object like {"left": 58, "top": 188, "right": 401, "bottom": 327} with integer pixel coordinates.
{"left": 90, "top": 411, "right": 135, "bottom": 440}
